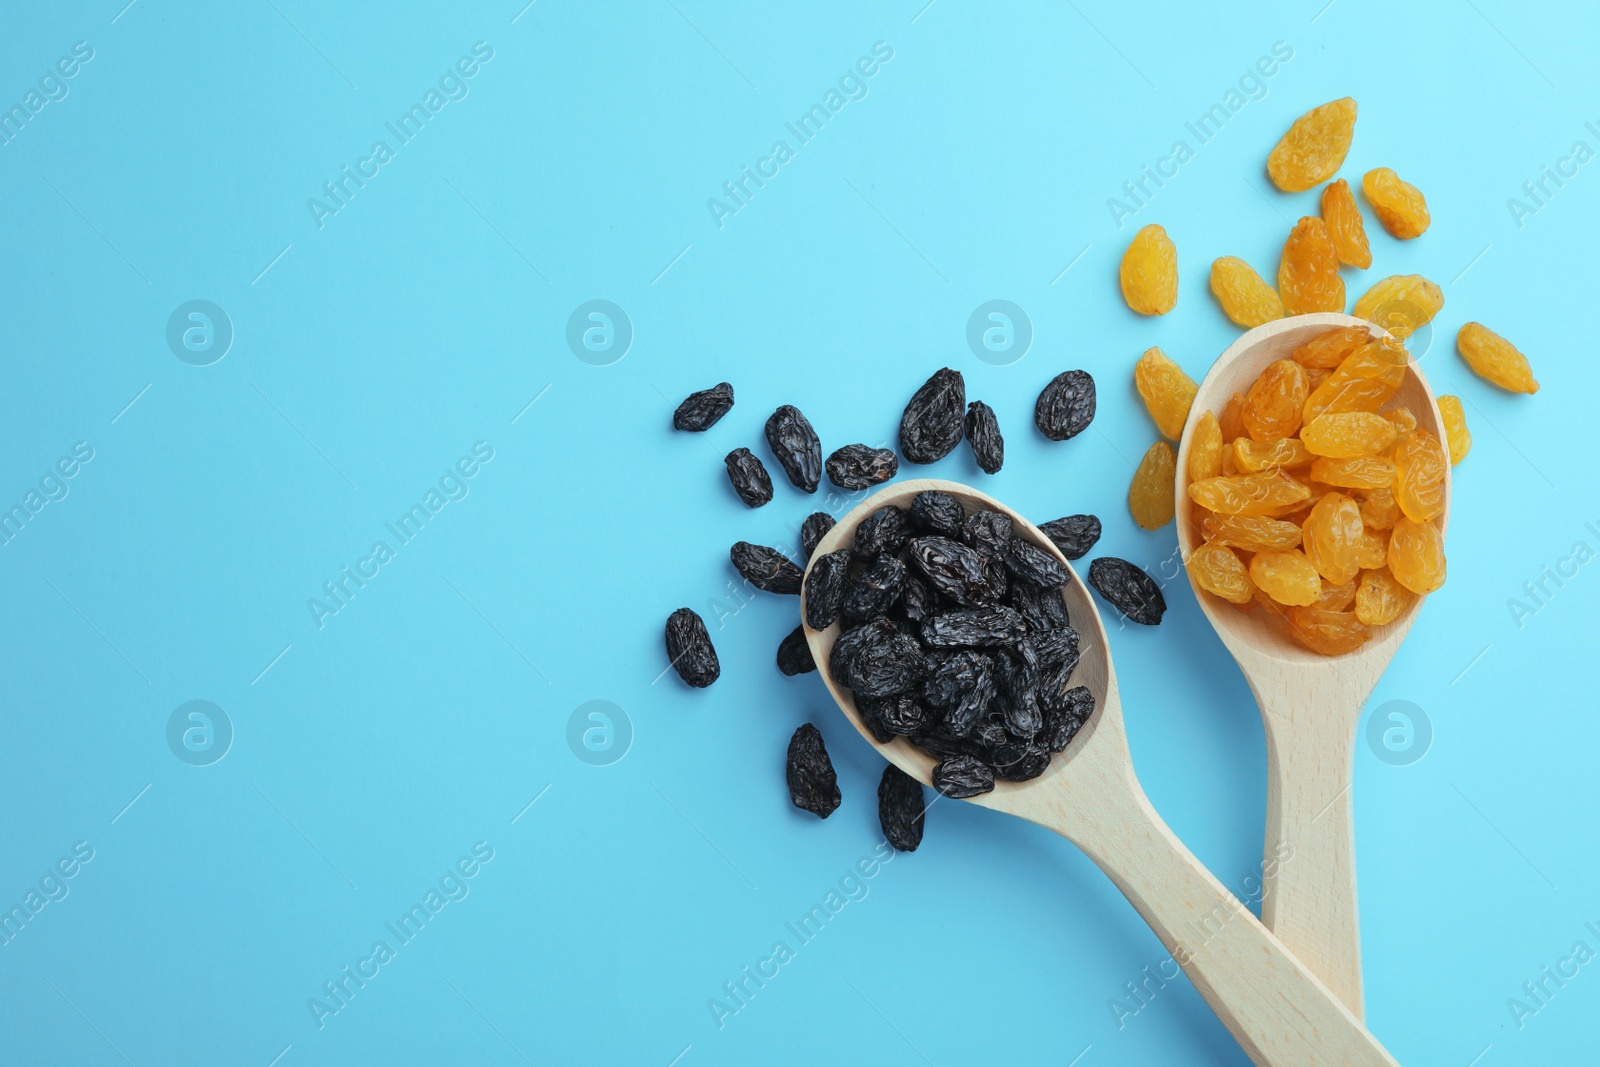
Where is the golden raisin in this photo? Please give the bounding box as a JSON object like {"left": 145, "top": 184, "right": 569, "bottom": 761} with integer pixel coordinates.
{"left": 1249, "top": 549, "right": 1324, "bottom": 606}
{"left": 1392, "top": 430, "right": 1447, "bottom": 522}
{"left": 1189, "top": 471, "right": 1311, "bottom": 515}
{"left": 1287, "top": 608, "right": 1372, "bottom": 655}
{"left": 1135, "top": 347, "right": 1198, "bottom": 439}
{"left": 1220, "top": 447, "right": 1241, "bottom": 476}
{"left": 1278, "top": 216, "right": 1345, "bottom": 315}
{"left": 1210, "top": 257, "right": 1285, "bottom": 327}
{"left": 1121, "top": 224, "right": 1178, "bottom": 315}
{"left": 1352, "top": 274, "right": 1443, "bottom": 341}
{"left": 1355, "top": 529, "right": 1388, "bottom": 570}
{"left": 1385, "top": 406, "right": 1417, "bottom": 435}
{"left": 1362, "top": 167, "right": 1430, "bottom": 239}
{"left": 1219, "top": 393, "right": 1247, "bottom": 442}
{"left": 1129, "top": 442, "right": 1176, "bottom": 530}
{"left": 1354, "top": 567, "right": 1413, "bottom": 625}
{"left": 1187, "top": 544, "right": 1255, "bottom": 605}
{"left": 1310, "top": 456, "right": 1396, "bottom": 490}
{"left": 1437, "top": 395, "right": 1471, "bottom": 464}
{"left": 1188, "top": 410, "right": 1224, "bottom": 482}
{"left": 1301, "top": 412, "right": 1399, "bottom": 458}
{"left": 1302, "top": 492, "right": 1364, "bottom": 584}
{"left": 1457, "top": 322, "right": 1539, "bottom": 393}
{"left": 1388, "top": 517, "right": 1446, "bottom": 594}
{"left": 1315, "top": 578, "right": 1358, "bottom": 611}
{"left": 1202, "top": 513, "right": 1303, "bottom": 551}
{"left": 1233, "top": 437, "right": 1313, "bottom": 472}
{"left": 1242, "top": 359, "right": 1308, "bottom": 441}
{"left": 1303, "top": 340, "right": 1407, "bottom": 421}
{"left": 1359, "top": 487, "right": 1400, "bottom": 529}
{"left": 1268, "top": 98, "right": 1358, "bottom": 192}
{"left": 1293, "top": 325, "right": 1373, "bottom": 370}
{"left": 1320, "top": 178, "right": 1372, "bottom": 269}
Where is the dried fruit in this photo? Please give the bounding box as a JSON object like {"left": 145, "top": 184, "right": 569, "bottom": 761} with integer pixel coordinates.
{"left": 777, "top": 626, "right": 816, "bottom": 675}
{"left": 724, "top": 448, "right": 773, "bottom": 507}
{"left": 1354, "top": 567, "right": 1413, "bottom": 625}
{"left": 878, "top": 764, "right": 925, "bottom": 851}
{"left": 1457, "top": 323, "right": 1539, "bottom": 393}
{"left": 923, "top": 650, "right": 997, "bottom": 727}
{"left": 1135, "top": 347, "right": 1199, "bottom": 439}
{"left": 764, "top": 405, "right": 822, "bottom": 492}
{"left": 1233, "top": 437, "right": 1313, "bottom": 472}
{"left": 1362, "top": 167, "right": 1430, "bottom": 239}
{"left": 800, "top": 511, "right": 836, "bottom": 559}
{"left": 829, "top": 618, "right": 924, "bottom": 697}
{"left": 911, "top": 491, "right": 965, "bottom": 539}
{"left": 1188, "top": 411, "right": 1224, "bottom": 482}
{"left": 1038, "top": 515, "right": 1101, "bottom": 560}
{"left": 1286, "top": 608, "right": 1371, "bottom": 655}
{"left": 1355, "top": 529, "right": 1389, "bottom": 571}
{"left": 665, "top": 608, "right": 720, "bottom": 687}
{"left": 1310, "top": 456, "right": 1395, "bottom": 489}
{"left": 1202, "top": 513, "right": 1303, "bottom": 551}
{"left": 673, "top": 382, "right": 734, "bottom": 431}
{"left": 855, "top": 506, "right": 913, "bottom": 560}
{"left": 1219, "top": 393, "right": 1247, "bottom": 442}
{"left": 965, "top": 401, "right": 1004, "bottom": 473}
{"left": 1320, "top": 179, "right": 1371, "bottom": 269}
{"left": 900, "top": 368, "right": 967, "bottom": 464}
{"left": 922, "top": 606, "right": 1028, "bottom": 648}
{"left": 1300, "top": 412, "right": 1399, "bottom": 458}
{"left": 1293, "top": 326, "right": 1373, "bottom": 370}
{"left": 1003, "top": 537, "right": 1069, "bottom": 589}
{"left": 1242, "top": 359, "right": 1308, "bottom": 441}
{"left": 1209, "top": 256, "right": 1285, "bottom": 328}
{"left": 1359, "top": 488, "right": 1401, "bottom": 530}
{"left": 731, "top": 541, "right": 804, "bottom": 594}
{"left": 1129, "top": 442, "right": 1177, "bottom": 530}
{"left": 1385, "top": 406, "right": 1417, "bottom": 435}
{"left": 1437, "top": 395, "right": 1471, "bottom": 464}
{"left": 1035, "top": 370, "right": 1097, "bottom": 441}
{"left": 1392, "top": 430, "right": 1447, "bottom": 522}
{"left": 1248, "top": 549, "right": 1323, "bottom": 606}
{"left": 825, "top": 444, "right": 898, "bottom": 490}
{"left": 908, "top": 536, "right": 994, "bottom": 606}
{"left": 1120, "top": 224, "right": 1178, "bottom": 315}
{"left": 1278, "top": 216, "right": 1345, "bottom": 315}
{"left": 1087, "top": 557, "right": 1167, "bottom": 625}
{"left": 1352, "top": 275, "right": 1443, "bottom": 341}
{"left": 1268, "top": 98, "right": 1357, "bottom": 192}
{"left": 1315, "top": 578, "right": 1357, "bottom": 611}
{"left": 1387, "top": 517, "right": 1446, "bottom": 594}
{"left": 1188, "top": 471, "right": 1311, "bottom": 515}
{"left": 786, "top": 724, "right": 841, "bottom": 818}
{"left": 841, "top": 557, "right": 908, "bottom": 622}
{"left": 1302, "top": 340, "right": 1408, "bottom": 422}
{"left": 803, "top": 549, "right": 852, "bottom": 630}
{"left": 1301, "top": 493, "right": 1364, "bottom": 585}
{"left": 962, "top": 510, "right": 1014, "bottom": 557}
{"left": 1187, "top": 544, "right": 1254, "bottom": 604}
{"left": 932, "top": 755, "right": 995, "bottom": 798}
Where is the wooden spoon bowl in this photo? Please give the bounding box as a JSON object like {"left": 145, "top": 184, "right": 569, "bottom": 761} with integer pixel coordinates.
{"left": 1173, "top": 312, "right": 1452, "bottom": 1019}
{"left": 802, "top": 477, "right": 1400, "bottom": 1067}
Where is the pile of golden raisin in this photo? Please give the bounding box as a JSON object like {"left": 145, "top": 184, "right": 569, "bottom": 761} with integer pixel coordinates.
{"left": 1115, "top": 96, "right": 1543, "bottom": 655}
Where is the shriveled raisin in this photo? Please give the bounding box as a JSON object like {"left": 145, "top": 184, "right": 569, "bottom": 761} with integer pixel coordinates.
{"left": 1087, "top": 557, "right": 1166, "bottom": 625}
{"left": 878, "top": 764, "right": 926, "bottom": 852}
{"left": 1278, "top": 216, "right": 1345, "bottom": 315}
{"left": 724, "top": 448, "right": 773, "bottom": 507}
{"left": 1135, "top": 347, "right": 1198, "bottom": 439}
{"left": 1188, "top": 410, "right": 1224, "bottom": 482}
{"left": 1355, "top": 567, "right": 1413, "bottom": 625}
{"left": 964, "top": 401, "right": 1004, "bottom": 473}
{"left": 1038, "top": 515, "right": 1101, "bottom": 560}
{"left": 665, "top": 608, "right": 720, "bottom": 687}
{"left": 800, "top": 511, "right": 836, "bottom": 559}
{"left": 731, "top": 541, "right": 804, "bottom": 594}
{"left": 1035, "top": 370, "right": 1097, "bottom": 441}
{"left": 1242, "top": 359, "right": 1308, "bottom": 441}
{"left": 841, "top": 557, "right": 907, "bottom": 622}
{"left": 900, "top": 368, "right": 966, "bottom": 464}
{"left": 1385, "top": 406, "right": 1418, "bottom": 435}
{"left": 786, "top": 724, "right": 841, "bottom": 818}
{"left": 1315, "top": 578, "right": 1357, "bottom": 612}
{"left": 1210, "top": 257, "right": 1285, "bottom": 328}
{"left": 1301, "top": 493, "right": 1364, "bottom": 585}
{"left": 1359, "top": 488, "right": 1401, "bottom": 530}
{"left": 1187, "top": 544, "right": 1254, "bottom": 604}
{"left": 1188, "top": 471, "right": 1311, "bottom": 515}
{"left": 1286, "top": 608, "right": 1371, "bottom": 655}
{"left": 803, "top": 549, "right": 852, "bottom": 630}
{"left": 764, "top": 405, "right": 822, "bottom": 493}
{"left": 911, "top": 491, "right": 965, "bottom": 539}
{"left": 1352, "top": 275, "right": 1443, "bottom": 341}
{"left": 1303, "top": 340, "right": 1407, "bottom": 421}
{"left": 1392, "top": 430, "right": 1447, "bottom": 522}
{"left": 1300, "top": 412, "right": 1399, "bottom": 458}
{"left": 1201, "top": 513, "right": 1303, "bottom": 551}
{"left": 1457, "top": 323, "right": 1539, "bottom": 394}
{"left": 1362, "top": 167, "right": 1430, "bottom": 239}
{"left": 1248, "top": 549, "right": 1323, "bottom": 606}
{"left": 673, "top": 382, "right": 733, "bottom": 431}
{"left": 1268, "top": 97, "right": 1357, "bottom": 192}
{"left": 1292, "top": 325, "right": 1373, "bottom": 370}
{"left": 1437, "top": 395, "right": 1471, "bottom": 464}
{"left": 1233, "top": 436, "right": 1313, "bottom": 472}
{"left": 1320, "top": 178, "right": 1371, "bottom": 269}
{"left": 1219, "top": 392, "right": 1247, "bottom": 442}
{"left": 1311, "top": 456, "right": 1395, "bottom": 489}
{"left": 777, "top": 626, "right": 817, "bottom": 676}
{"left": 1387, "top": 517, "right": 1446, "bottom": 594}
{"left": 932, "top": 755, "right": 995, "bottom": 799}
{"left": 1355, "top": 529, "right": 1389, "bottom": 571}
{"left": 1129, "top": 442, "right": 1176, "bottom": 530}
{"left": 855, "top": 506, "right": 913, "bottom": 560}
{"left": 1120, "top": 223, "right": 1178, "bottom": 315}
{"left": 826, "top": 444, "right": 898, "bottom": 490}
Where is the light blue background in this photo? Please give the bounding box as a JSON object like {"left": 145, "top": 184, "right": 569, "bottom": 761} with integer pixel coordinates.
{"left": 2, "top": 1, "right": 1596, "bottom": 1064}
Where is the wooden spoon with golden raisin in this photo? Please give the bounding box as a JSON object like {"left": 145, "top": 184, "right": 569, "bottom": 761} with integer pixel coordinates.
{"left": 1175, "top": 313, "right": 1452, "bottom": 1021}
{"left": 804, "top": 478, "right": 1402, "bottom": 1067}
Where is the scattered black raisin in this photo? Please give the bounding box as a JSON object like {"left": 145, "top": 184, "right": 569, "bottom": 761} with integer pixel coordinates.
{"left": 764, "top": 405, "right": 822, "bottom": 493}
{"left": 724, "top": 448, "right": 773, "bottom": 508}
{"left": 786, "top": 724, "right": 841, "bottom": 818}
{"left": 841, "top": 557, "right": 907, "bottom": 622}
{"left": 830, "top": 618, "right": 924, "bottom": 698}
{"left": 730, "top": 541, "right": 803, "bottom": 594}
{"left": 1088, "top": 557, "right": 1167, "bottom": 626}
{"left": 673, "top": 382, "right": 733, "bottom": 431}
{"left": 932, "top": 755, "right": 995, "bottom": 798}
{"left": 907, "top": 536, "right": 993, "bottom": 606}
{"left": 921, "top": 606, "right": 1027, "bottom": 648}
{"left": 803, "top": 549, "right": 851, "bottom": 631}
{"left": 964, "top": 401, "right": 1004, "bottom": 474}
{"left": 777, "top": 626, "right": 816, "bottom": 676}
{"left": 911, "top": 491, "right": 965, "bottom": 538}
{"left": 664, "top": 608, "right": 720, "bottom": 688}
{"left": 826, "top": 444, "right": 898, "bottom": 490}
{"left": 900, "top": 368, "right": 966, "bottom": 464}
{"left": 854, "top": 506, "right": 912, "bottom": 561}
{"left": 1038, "top": 514, "right": 1102, "bottom": 560}
{"left": 1035, "top": 370, "right": 1097, "bottom": 442}
{"left": 878, "top": 764, "right": 926, "bottom": 852}
{"left": 800, "top": 511, "right": 836, "bottom": 559}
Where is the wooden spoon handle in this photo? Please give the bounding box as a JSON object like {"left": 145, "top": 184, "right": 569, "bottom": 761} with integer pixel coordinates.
{"left": 1069, "top": 774, "right": 1396, "bottom": 1067}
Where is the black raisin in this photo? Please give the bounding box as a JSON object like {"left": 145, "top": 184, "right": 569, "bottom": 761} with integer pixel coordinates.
{"left": 922, "top": 650, "right": 996, "bottom": 735}
{"left": 829, "top": 618, "right": 924, "bottom": 698}
{"left": 907, "top": 536, "right": 993, "bottom": 606}
{"left": 854, "top": 506, "right": 912, "bottom": 560}
{"left": 1003, "top": 537, "right": 1069, "bottom": 589}
{"left": 1038, "top": 515, "right": 1102, "bottom": 560}
{"left": 1008, "top": 581, "right": 1071, "bottom": 631}
{"left": 1029, "top": 626, "right": 1080, "bottom": 670}
{"left": 1088, "top": 557, "right": 1167, "bottom": 626}
{"left": 989, "top": 740, "right": 1050, "bottom": 781}
{"left": 841, "top": 556, "right": 907, "bottom": 622}
{"left": 673, "top": 382, "right": 733, "bottom": 431}
{"left": 910, "top": 491, "right": 965, "bottom": 538}
{"left": 724, "top": 448, "right": 773, "bottom": 508}
{"left": 777, "top": 626, "right": 816, "bottom": 676}
{"left": 664, "top": 608, "right": 720, "bottom": 687}
{"left": 901, "top": 573, "right": 933, "bottom": 623}
{"left": 786, "top": 724, "right": 841, "bottom": 818}
{"left": 803, "top": 549, "right": 851, "bottom": 631}
{"left": 730, "top": 541, "right": 803, "bottom": 594}
{"left": 869, "top": 692, "right": 935, "bottom": 735}
{"left": 994, "top": 644, "right": 1043, "bottom": 737}
{"left": 878, "top": 764, "right": 926, "bottom": 852}
{"left": 854, "top": 697, "right": 898, "bottom": 744}
{"left": 1035, "top": 369, "right": 1097, "bottom": 441}
{"left": 964, "top": 401, "right": 1004, "bottom": 474}
{"left": 899, "top": 368, "right": 966, "bottom": 464}
{"left": 932, "top": 755, "right": 995, "bottom": 798}
{"left": 800, "top": 511, "right": 836, "bottom": 559}
{"left": 1041, "top": 686, "right": 1094, "bottom": 752}
{"left": 764, "top": 405, "right": 822, "bottom": 493}
{"left": 961, "top": 510, "right": 1013, "bottom": 558}
{"left": 826, "top": 444, "right": 898, "bottom": 490}
{"left": 921, "top": 606, "right": 1027, "bottom": 648}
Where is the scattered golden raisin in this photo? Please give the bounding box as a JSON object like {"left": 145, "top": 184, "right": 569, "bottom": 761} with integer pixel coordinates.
{"left": 1267, "top": 98, "right": 1358, "bottom": 192}
{"left": 1188, "top": 410, "right": 1224, "bottom": 482}
{"left": 1242, "top": 359, "right": 1308, "bottom": 441}
{"left": 1121, "top": 224, "right": 1178, "bottom": 315}
{"left": 1391, "top": 430, "right": 1447, "bottom": 522}
{"left": 1362, "top": 167, "right": 1430, "bottom": 239}
{"left": 1278, "top": 216, "right": 1345, "bottom": 315}
{"left": 1286, "top": 607, "right": 1372, "bottom": 655}
{"left": 1300, "top": 411, "right": 1399, "bottom": 458}
{"left": 1249, "top": 549, "right": 1324, "bottom": 606}
{"left": 1135, "top": 347, "right": 1198, "bottom": 439}
{"left": 1352, "top": 274, "right": 1443, "bottom": 341}
{"left": 1320, "top": 179, "right": 1372, "bottom": 269}
{"left": 1302, "top": 492, "right": 1364, "bottom": 584}
{"left": 1129, "top": 442, "right": 1177, "bottom": 530}
{"left": 1437, "top": 395, "right": 1471, "bottom": 464}
{"left": 1187, "top": 544, "right": 1255, "bottom": 604}
{"left": 1388, "top": 517, "right": 1446, "bottom": 594}
{"left": 1457, "top": 322, "right": 1539, "bottom": 393}
{"left": 1354, "top": 567, "right": 1413, "bottom": 626}
{"left": 1210, "top": 257, "right": 1285, "bottom": 327}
